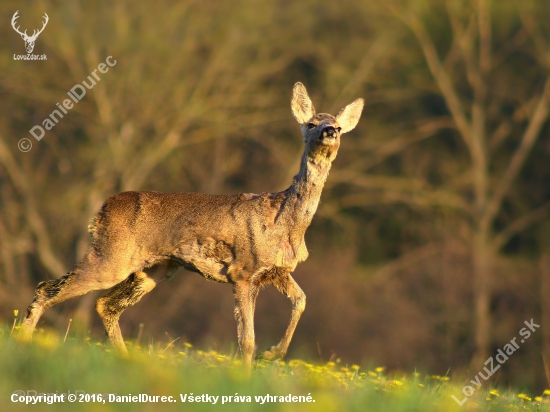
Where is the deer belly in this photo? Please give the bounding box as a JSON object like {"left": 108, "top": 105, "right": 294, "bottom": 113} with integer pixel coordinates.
{"left": 173, "top": 238, "right": 233, "bottom": 283}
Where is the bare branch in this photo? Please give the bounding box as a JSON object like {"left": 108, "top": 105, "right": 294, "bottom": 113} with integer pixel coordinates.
{"left": 488, "top": 121, "right": 512, "bottom": 151}
{"left": 491, "top": 201, "right": 550, "bottom": 252}
{"left": 0, "top": 137, "right": 65, "bottom": 277}
{"left": 327, "top": 175, "right": 471, "bottom": 213}
{"left": 122, "top": 109, "right": 288, "bottom": 190}
{"left": 330, "top": 34, "right": 391, "bottom": 112}
{"left": 443, "top": 1, "right": 490, "bottom": 218}
{"left": 367, "top": 243, "right": 438, "bottom": 287}
{"left": 328, "top": 117, "right": 455, "bottom": 182}
{"left": 478, "top": 0, "right": 492, "bottom": 75}
{"left": 122, "top": 129, "right": 182, "bottom": 190}
{"left": 491, "top": 28, "right": 528, "bottom": 69}
{"left": 517, "top": 4, "right": 550, "bottom": 68}
{"left": 445, "top": 3, "right": 480, "bottom": 93}
{"left": 484, "top": 76, "right": 550, "bottom": 225}
{"left": 392, "top": 7, "right": 473, "bottom": 149}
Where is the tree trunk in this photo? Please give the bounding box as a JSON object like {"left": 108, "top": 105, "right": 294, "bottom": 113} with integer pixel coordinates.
{"left": 471, "top": 228, "right": 491, "bottom": 370}
{"left": 541, "top": 253, "right": 550, "bottom": 387}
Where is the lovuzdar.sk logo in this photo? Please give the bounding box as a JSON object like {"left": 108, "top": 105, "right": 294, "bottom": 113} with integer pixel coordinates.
{"left": 11, "top": 10, "right": 48, "bottom": 61}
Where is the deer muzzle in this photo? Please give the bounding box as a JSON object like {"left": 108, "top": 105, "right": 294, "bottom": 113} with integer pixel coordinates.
{"left": 320, "top": 126, "right": 340, "bottom": 140}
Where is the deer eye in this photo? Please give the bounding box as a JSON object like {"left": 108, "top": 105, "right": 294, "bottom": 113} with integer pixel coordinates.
{"left": 307, "top": 123, "right": 316, "bottom": 130}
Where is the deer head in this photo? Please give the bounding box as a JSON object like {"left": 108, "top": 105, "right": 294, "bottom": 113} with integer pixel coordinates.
{"left": 11, "top": 11, "right": 49, "bottom": 54}
{"left": 291, "top": 82, "right": 364, "bottom": 164}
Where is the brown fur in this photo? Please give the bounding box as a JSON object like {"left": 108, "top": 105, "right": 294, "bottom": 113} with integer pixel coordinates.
{"left": 18, "top": 82, "right": 364, "bottom": 365}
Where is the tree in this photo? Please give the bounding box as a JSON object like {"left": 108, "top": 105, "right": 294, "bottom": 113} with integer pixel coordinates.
{"left": 322, "top": 0, "right": 550, "bottom": 368}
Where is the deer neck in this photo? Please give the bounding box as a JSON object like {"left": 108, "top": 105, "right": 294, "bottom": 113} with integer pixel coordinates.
{"left": 283, "top": 147, "right": 335, "bottom": 229}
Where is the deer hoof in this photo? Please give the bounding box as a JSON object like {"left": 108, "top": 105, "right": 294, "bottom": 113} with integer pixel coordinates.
{"left": 257, "top": 346, "right": 284, "bottom": 361}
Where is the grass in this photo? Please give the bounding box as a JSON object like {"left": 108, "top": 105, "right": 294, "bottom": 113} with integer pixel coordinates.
{"left": 1, "top": 323, "right": 549, "bottom": 412}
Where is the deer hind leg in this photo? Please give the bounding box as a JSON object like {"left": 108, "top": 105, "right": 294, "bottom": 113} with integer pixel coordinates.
{"left": 257, "top": 273, "right": 305, "bottom": 361}
{"left": 233, "top": 281, "right": 259, "bottom": 366}
{"left": 95, "top": 272, "right": 155, "bottom": 353}
{"left": 95, "top": 260, "right": 179, "bottom": 353}
{"left": 19, "top": 272, "right": 82, "bottom": 341}
{"left": 18, "top": 250, "right": 140, "bottom": 342}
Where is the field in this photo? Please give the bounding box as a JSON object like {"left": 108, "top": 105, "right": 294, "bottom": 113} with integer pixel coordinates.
{"left": 0, "top": 324, "right": 548, "bottom": 412}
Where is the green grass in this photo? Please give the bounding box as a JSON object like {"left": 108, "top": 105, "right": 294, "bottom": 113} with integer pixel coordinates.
{"left": 0, "top": 324, "right": 549, "bottom": 412}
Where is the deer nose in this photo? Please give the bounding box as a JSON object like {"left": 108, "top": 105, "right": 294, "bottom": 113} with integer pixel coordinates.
{"left": 321, "top": 126, "right": 339, "bottom": 138}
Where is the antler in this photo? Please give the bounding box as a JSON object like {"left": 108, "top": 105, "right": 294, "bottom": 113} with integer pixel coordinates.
{"left": 11, "top": 11, "right": 48, "bottom": 40}
{"left": 11, "top": 11, "right": 27, "bottom": 38}
{"left": 29, "top": 13, "right": 49, "bottom": 40}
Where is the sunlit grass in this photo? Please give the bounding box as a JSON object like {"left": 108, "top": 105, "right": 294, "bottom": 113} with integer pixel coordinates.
{"left": 1, "top": 323, "right": 549, "bottom": 411}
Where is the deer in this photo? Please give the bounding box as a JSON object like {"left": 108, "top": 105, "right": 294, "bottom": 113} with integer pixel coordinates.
{"left": 11, "top": 11, "right": 49, "bottom": 54}
{"left": 18, "top": 82, "right": 364, "bottom": 365}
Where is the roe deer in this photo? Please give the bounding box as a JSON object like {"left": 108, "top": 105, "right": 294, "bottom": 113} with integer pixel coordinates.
{"left": 19, "top": 82, "right": 364, "bottom": 364}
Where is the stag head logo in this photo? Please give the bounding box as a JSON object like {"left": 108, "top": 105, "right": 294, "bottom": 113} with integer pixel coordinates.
{"left": 11, "top": 11, "right": 49, "bottom": 54}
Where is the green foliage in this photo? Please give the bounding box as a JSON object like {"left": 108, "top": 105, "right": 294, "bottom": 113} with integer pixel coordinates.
{"left": 1, "top": 327, "right": 549, "bottom": 412}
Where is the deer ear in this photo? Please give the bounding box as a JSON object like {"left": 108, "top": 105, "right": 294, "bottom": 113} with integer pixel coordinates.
{"left": 291, "top": 82, "right": 315, "bottom": 124}
{"left": 336, "top": 98, "right": 364, "bottom": 134}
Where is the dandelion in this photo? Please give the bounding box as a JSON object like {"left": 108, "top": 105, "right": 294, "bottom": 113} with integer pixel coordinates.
{"left": 489, "top": 390, "right": 499, "bottom": 398}
{"left": 544, "top": 390, "right": 550, "bottom": 396}
{"left": 518, "top": 393, "right": 532, "bottom": 402}
{"left": 10, "top": 310, "right": 19, "bottom": 336}
{"left": 184, "top": 342, "right": 193, "bottom": 348}
{"left": 375, "top": 367, "right": 385, "bottom": 373}
{"left": 535, "top": 396, "right": 543, "bottom": 402}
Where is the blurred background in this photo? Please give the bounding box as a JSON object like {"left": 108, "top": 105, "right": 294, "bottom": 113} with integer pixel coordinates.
{"left": 1, "top": 0, "right": 550, "bottom": 391}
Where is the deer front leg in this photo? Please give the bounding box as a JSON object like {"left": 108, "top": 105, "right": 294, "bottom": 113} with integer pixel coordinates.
{"left": 257, "top": 273, "right": 305, "bottom": 361}
{"left": 233, "top": 281, "right": 258, "bottom": 366}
